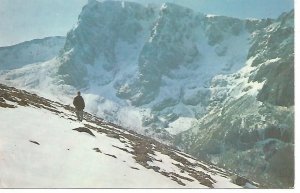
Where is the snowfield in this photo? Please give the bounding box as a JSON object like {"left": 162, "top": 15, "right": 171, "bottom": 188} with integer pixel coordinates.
{"left": 0, "top": 107, "right": 185, "bottom": 188}
{"left": 0, "top": 84, "right": 251, "bottom": 188}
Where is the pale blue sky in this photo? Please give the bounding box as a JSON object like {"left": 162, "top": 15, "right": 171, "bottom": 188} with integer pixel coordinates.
{"left": 0, "top": 0, "right": 294, "bottom": 47}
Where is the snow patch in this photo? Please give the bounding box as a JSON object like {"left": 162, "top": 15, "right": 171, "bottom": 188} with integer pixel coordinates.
{"left": 165, "top": 117, "right": 196, "bottom": 135}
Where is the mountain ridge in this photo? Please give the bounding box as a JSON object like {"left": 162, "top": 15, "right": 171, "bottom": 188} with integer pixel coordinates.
{"left": 0, "top": 36, "right": 65, "bottom": 71}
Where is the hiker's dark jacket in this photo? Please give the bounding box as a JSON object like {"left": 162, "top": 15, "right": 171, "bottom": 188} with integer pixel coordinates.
{"left": 73, "top": 96, "right": 85, "bottom": 110}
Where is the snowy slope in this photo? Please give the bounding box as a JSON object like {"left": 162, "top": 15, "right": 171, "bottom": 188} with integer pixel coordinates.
{"left": 0, "top": 36, "right": 65, "bottom": 70}
{"left": 0, "top": 84, "right": 255, "bottom": 188}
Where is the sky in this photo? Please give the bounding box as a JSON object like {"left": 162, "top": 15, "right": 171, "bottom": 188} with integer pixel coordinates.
{"left": 0, "top": 0, "right": 294, "bottom": 47}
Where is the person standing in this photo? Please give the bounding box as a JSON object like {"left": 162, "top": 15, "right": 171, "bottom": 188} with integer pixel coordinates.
{"left": 73, "top": 91, "right": 85, "bottom": 122}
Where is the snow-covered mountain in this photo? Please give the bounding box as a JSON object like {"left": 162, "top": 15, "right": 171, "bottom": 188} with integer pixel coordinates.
{"left": 0, "top": 36, "right": 65, "bottom": 70}
{"left": 0, "top": 83, "right": 256, "bottom": 188}
{"left": 0, "top": 0, "right": 294, "bottom": 188}
{"left": 1, "top": 1, "right": 264, "bottom": 135}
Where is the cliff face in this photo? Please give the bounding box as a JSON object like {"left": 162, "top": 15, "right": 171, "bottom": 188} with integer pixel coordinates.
{"left": 54, "top": 1, "right": 261, "bottom": 133}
